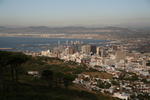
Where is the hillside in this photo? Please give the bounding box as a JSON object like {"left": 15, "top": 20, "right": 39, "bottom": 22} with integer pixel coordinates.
{"left": 0, "top": 51, "right": 117, "bottom": 100}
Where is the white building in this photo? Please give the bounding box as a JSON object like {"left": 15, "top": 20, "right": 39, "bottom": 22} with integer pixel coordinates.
{"left": 113, "top": 92, "right": 130, "bottom": 100}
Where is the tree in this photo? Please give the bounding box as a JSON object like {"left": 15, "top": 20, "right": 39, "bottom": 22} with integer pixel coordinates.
{"left": 8, "top": 52, "right": 29, "bottom": 82}
{"left": 146, "top": 61, "right": 150, "bottom": 66}
{"left": 54, "top": 72, "right": 64, "bottom": 87}
{"left": 0, "top": 51, "right": 29, "bottom": 99}
{"left": 97, "top": 80, "right": 111, "bottom": 89}
{"left": 111, "top": 80, "right": 119, "bottom": 86}
{"left": 0, "top": 51, "right": 29, "bottom": 82}
{"left": 41, "top": 70, "right": 53, "bottom": 87}
{"left": 0, "top": 51, "right": 11, "bottom": 98}
{"left": 63, "top": 74, "right": 75, "bottom": 88}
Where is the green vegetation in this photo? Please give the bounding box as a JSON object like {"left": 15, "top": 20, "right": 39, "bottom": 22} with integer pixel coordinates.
{"left": 0, "top": 51, "right": 116, "bottom": 100}
{"left": 83, "top": 72, "right": 113, "bottom": 79}
{"left": 130, "top": 93, "right": 150, "bottom": 100}
{"left": 97, "top": 80, "right": 111, "bottom": 89}
{"left": 119, "top": 71, "right": 139, "bottom": 81}
{"left": 110, "top": 80, "right": 120, "bottom": 86}
{"left": 146, "top": 60, "right": 150, "bottom": 66}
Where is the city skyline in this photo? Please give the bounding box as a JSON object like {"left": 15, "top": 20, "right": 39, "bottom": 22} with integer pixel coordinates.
{"left": 0, "top": 0, "right": 150, "bottom": 27}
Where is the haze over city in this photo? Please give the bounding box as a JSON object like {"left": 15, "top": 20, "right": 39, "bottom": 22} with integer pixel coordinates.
{"left": 0, "top": 0, "right": 150, "bottom": 27}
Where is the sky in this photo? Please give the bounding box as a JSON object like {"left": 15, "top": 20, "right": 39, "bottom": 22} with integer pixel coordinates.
{"left": 0, "top": 0, "right": 150, "bottom": 27}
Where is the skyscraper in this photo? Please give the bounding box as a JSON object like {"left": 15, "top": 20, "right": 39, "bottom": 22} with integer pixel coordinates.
{"left": 81, "top": 45, "right": 96, "bottom": 55}
{"left": 96, "top": 47, "right": 104, "bottom": 57}
{"left": 65, "top": 46, "right": 75, "bottom": 54}
{"left": 81, "top": 45, "right": 91, "bottom": 54}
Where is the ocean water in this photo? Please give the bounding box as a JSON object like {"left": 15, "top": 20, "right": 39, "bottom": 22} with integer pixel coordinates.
{"left": 0, "top": 37, "right": 108, "bottom": 52}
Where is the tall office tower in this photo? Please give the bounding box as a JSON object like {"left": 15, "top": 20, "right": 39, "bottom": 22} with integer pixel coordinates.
{"left": 66, "top": 40, "right": 69, "bottom": 46}
{"left": 57, "top": 40, "right": 60, "bottom": 47}
{"left": 91, "top": 45, "right": 96, "bottom": 54}
{"left": 96, "top": 47, "right": 104, "bottom": 57}
{"left": 81, "top": 45, "right": 91, "bottom": 54}
{"left": 112, "top": 45, "right": 118, "bottom": 51}
{"left": 81, "top": 45, "right": 96, "bottom": 54}
{"left": 65, "top": 46, "right": 75, "bottom": 54}
{"left": 73, "top": 44, "right": 79, "bottom": 52}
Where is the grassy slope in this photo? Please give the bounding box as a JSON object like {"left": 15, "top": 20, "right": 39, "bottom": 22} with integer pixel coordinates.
{"left": 0, "top": 53, "right": 117, "bottom": 100}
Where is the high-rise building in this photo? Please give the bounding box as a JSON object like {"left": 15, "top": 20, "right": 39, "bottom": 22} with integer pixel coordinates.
{"left": 65, "top": 46, "right": 75, "bottom": 54}
{"left": 81, "top": 45, "right": 96, "bottom": 54}
{"left": 91, "top": 45, "right": 96, "bottom": 54}
{"left": 96, "top": 47, "right": 104, "bottom": 57}
{"left": 81, "top": 45, "right": 91, "bottom": 54}
{"left": 112, "top": 45, "right": 118, "bottom": 51}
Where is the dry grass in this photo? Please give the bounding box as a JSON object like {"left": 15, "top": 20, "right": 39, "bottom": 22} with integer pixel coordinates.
{"left": 83, "top": 72, "right": 113, "bottom": 79}
{"left": 47, "top": 60, "right": 63, "bottom": 65}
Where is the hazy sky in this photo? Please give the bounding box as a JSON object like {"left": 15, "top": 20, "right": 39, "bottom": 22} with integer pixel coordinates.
{"left": 0, "top": 0, "right": 150, "bottom": 27}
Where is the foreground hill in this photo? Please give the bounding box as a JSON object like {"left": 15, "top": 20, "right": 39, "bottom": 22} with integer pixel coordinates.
{"left": 0, "top": 51, "right": 117, "bottom": 100}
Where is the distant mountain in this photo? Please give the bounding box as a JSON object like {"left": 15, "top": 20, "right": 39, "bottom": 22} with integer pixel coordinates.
{"left": 0, "top": 26, "right": 149, "bottom": 35}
